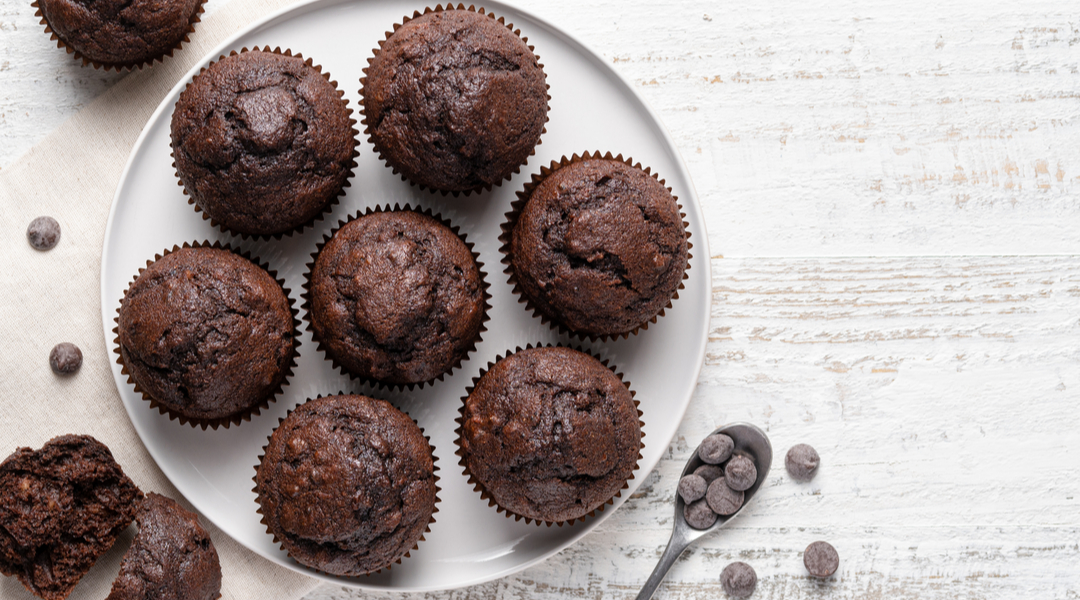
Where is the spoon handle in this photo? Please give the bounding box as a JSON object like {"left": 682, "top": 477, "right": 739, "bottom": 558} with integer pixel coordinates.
{"left": 634, "top": 528, "right": 692, "bottom": 600}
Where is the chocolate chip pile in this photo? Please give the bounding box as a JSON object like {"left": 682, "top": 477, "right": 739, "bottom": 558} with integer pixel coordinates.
{"left": 675, "top": 436, "right": 838, "bottom": 597}
{"left": 678, "top": 433, "right": 759, "bottom": 529}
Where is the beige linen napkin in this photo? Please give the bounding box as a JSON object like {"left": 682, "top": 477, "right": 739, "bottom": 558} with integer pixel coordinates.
{"left": 0, "top": 0, "right": 321, "bottom": 599}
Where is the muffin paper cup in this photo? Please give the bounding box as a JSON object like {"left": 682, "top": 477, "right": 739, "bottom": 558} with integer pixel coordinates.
{"left": 301, "top": 204, "right": 491, "bottom": 391}
{"left": 499, "top": 150, "right": 694, "bottom": 342}
{"left": 454, "top": 343, "right": 645, "bottom": 526}
{"left": 172, "top": 46, "right": 360, "bottom": 240}
{"left": 31, "top": 0, "right": 206, "bottom": 71}
{"left": 252, "top": 393, "right": 441, "bottom": 576}
{"left": 359, "top": 4, "right": 551, "bottom": 196}
{"left": 112, "top": 240, "right": 301, "bottom": 431}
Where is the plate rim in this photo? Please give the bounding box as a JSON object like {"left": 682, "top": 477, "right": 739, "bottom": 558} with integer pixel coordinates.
{"left": 99, "top": 0, "right": 711, "bottom": 591}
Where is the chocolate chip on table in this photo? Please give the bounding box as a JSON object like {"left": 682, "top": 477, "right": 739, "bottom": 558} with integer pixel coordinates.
{"left": 803, "top": 541, "right": 839, "bottom": 578}
{"left": 694, "top": 464, "right": 725, "bottom": 485}
{"left": 720, "top": 561, "right": 757, "bottom": 598}
{"left": 27, "top": 216, "right": 61, "bottom": 250}
{"left": 683, "top": 498, "right": 718, "bottom": 530}
{"left": 724, "top": 454, "right": 758, "bottom": 492}
{"left": 678, "top": 474, "right": 707, "bottom": 504}
{"left": 49, "top": 343, "right": 82, "bottom": 375}
{"left": 705, "top": 478, "right": 744, "bottom": 516}
{"left": 785, "top": 443, "right": 820, "bottom": 481}
{"left": 698, "top": 433, "right": 734, "bottom": 464}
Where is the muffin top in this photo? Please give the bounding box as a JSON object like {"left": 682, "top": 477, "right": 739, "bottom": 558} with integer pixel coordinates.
{"left": 38, "top": 0, "right": 202, "bottom": 67}
{"left": 510, "top": 158, "right": 688, "bottom": 337}
{"left": 255, "top": 395, "right": 437, "bottom": 576}
{"left": 460, "top": 346, "right": 641, "bottom": 523}
{"left": 363, "top": 9, "right": 548, "bottom": 192}
{"left": 171, "top": 49, "right": 355, "bottom": 236}
{"left": 309, "top": 210, "right": 485, "bottom": 385}
{"left": 117, "top": 246, "right": 294, "bottom": 424}
{"left": 106, "top": 493, "right": 221, "bottom": 600}
{"left": 0, "top": 435, "right": 143, "bottom": 600}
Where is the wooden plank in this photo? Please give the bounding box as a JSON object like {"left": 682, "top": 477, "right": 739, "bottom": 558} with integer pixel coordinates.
{"left": 592, "top": 0, "right": 1080, "bottom": 256}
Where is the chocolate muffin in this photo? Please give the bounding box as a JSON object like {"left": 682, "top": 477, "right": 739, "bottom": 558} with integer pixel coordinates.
{"left": 0, "top": 435, "right": 143, "bottom": 600}
{"left": 508, "top": 155, "right": 689, "bottom": 338}
{"left": 362, "top": 7, "right": 548, "bottom": 193}
{"left": 255, "top": 395, "right": 437, "bottom": 576}
{"left": 117, "top": 245, "right": 296, "bottom": 428}
{"left": 106, "top": 493, "right": 221, "bottom": 600}
{"left": 459, "top": 346, "right": 642, "bottom": 523}
{"left": 307, "top": 209, "right": 486, "bottom": 386}
{"left": 35, "top": 0, "right": 203, "bottom": 69}
{"left": 171, "top": 48, "right": 356, "bottom": 237}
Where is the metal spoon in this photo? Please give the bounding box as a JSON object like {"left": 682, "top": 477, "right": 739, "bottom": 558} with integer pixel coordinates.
{"left": 635, "top": 422, "right": 773, "bottom": 600}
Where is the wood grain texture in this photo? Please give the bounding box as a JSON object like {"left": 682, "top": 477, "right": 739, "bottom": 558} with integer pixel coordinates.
{"left": 1, "top": 0, "right": 1078, "bottom": 597}
{"left": 0, "top": 0, "right": 123, "bottom": 168}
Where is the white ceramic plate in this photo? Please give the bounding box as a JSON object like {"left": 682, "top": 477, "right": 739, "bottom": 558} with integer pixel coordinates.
{"left": 100, "top": 0, "right": 710, "bottom": 591}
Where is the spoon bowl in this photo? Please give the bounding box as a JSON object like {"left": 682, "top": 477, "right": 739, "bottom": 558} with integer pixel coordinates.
{"left": 635, "top": 422, "right": 772, "bottom": 600}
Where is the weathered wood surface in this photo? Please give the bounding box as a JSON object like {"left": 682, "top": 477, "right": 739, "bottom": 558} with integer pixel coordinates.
{"left": 2, "top": 0, "right": 1078, "bottom": 597}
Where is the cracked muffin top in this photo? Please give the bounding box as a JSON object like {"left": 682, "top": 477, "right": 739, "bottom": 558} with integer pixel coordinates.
{"left": 171, "top": 49, "right": 355, "bottom": 236}
{"left": 0, "top": 435, "right": 143, "bottom": 600}
{"left": 308, "top": 209, "right": 485, "bottom": 386}
{"left": 510, "top": 158, "right": 688, "bottom": 337}
{"left": 459, "top": 346, "right": 641, "bottom": 523}
{"left": 362, "top": 8, "right": 548, "bottom": 193}
{"left": 117, "top": 246, "right": 295, "bottom": 425}
{"left": 37, "top": 0, "right": 203, "bottom": 68}
{"left": 255, "top": 394, "right": 437, "bottom": 576}
{"left": 106, "top": 493, "right": 221, "bottom": 600}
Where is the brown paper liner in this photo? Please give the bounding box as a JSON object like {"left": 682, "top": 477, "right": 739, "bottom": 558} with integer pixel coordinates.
{"left": 301, "top": 204, "right": 491, "bottom": 390}
{"left": 172, "top": 46, "right": 360, "bottom": 240}
{"left": 359, "top": 4, "right": 551, "bottom": 196}
{"left": 454, "top": 344, "right": 645, "bottom": 526}
{"left": 252, "top": 393, "right": 441, "bottom": 576}
{"left": 31, "top": 0, "right": 206, "bottom": 71}
{"left": 499, "top": 151, "right": 694, "bottom": 342}
{"left": 112, "top": 241, "right": 301, "bottom": 430}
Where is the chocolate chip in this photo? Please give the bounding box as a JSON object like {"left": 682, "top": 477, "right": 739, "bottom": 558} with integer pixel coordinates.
{"left": 803, "top": 541, "right": 839, "bottom": 578}
{"left": 694, "top": 464, "right": 725, "bottom": 485}
{"left": 683, "top": 498, "right": 717, "bottom": 530}
{"left": 698, "top": 433, "right": 734, "bottom": 464}
{"left": 678, "top": 474, "right": 707, "bottom": 504}
{"left": 720, "top": 561, "right": 757, "bottom": 598}
{"left": 705, "top": 478, "right": 744, "bottom": 516}
{"left": 725, "top": 454, "right": 757, "bottom": 491}
{"left": 49, "top": 343, "right": 82, "bottom": 375}
{"left": 785, "top": 443, "right": 820, "bottom": 481}
{"left": 27, "top": 216, "right": 61, "bottom": 250}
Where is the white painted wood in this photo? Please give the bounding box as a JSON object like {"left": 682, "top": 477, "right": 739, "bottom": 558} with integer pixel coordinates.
{"left": 2, "top": 0, "right": 1078, "bottom": 597}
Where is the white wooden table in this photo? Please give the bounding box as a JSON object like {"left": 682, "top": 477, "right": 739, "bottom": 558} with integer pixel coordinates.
{"left": 3, "top": 0, "right": 1078, "bottom": 598}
